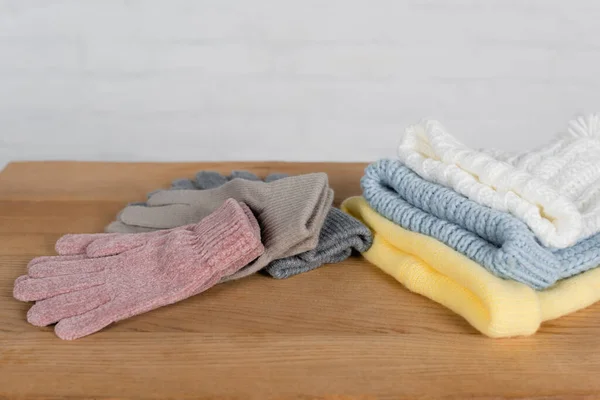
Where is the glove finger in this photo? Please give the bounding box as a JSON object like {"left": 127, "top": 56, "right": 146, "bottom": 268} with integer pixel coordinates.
{"left": 171, "top": 178, "right": 196, "bottom": 190}
{"left": 55, "top": 233, "right": 120, "bottom": 255}
{"left": 14, "top": 275, "right": 28, "bottom": 287}
{"left": 146, "top": 190, "right": 199, "bottom": 206}
{"left": 13, "top": 272, "right": 105, "bottom": 302}
{"left": 85, "top": 234, "right": 151, "bottom": 257}
{"left": 55, "top": 302, "right": 115, "bottom": 340}
{"left": 265, "top": 173, "right": 289, "bottom": 182}
{"left": 105, "top": 220, "right": 155, "bottom": 233}
{"left": 119, "top": 203, "right": 194, "bottom": 229}
{"left": 229, "top": 170, "right": 260, "bottom": 181}
{"left": 146, "top": 190, "right": 162, "bottom": 199}
{"left": 26, "top": 286, "right": 111, "bottom": 327}
{"left": 28, "top": 257, "right": 106, "bottom": 278}
{"left": 27, "top": 254, "right": 87, "bottom": 268}
{"left": 194, "top": 171, "right": 228, "bottom": 189}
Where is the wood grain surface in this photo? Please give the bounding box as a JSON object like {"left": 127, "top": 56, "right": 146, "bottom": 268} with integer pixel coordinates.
{"left": 1, "top": 161, "right": 600, "bottom": 400}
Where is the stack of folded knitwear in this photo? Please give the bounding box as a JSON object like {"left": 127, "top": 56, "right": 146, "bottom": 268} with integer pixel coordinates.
{"left": 14, "top": 170, "right": 372, "bottom": 340}
{"left": 342, "top": 114, "right": 600, "bottom": 338}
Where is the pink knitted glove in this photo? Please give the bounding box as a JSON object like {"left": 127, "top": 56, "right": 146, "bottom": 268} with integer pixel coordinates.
{"left": 13, "top": 199, "right": 264, "bottom": 340}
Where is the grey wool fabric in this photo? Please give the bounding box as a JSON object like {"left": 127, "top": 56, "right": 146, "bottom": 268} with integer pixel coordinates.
{"left": 108, "top": 170, "right": 373, "bottom": 279}
{"left": 105, "top": 173, "right": 333, "bottom": 281}
{"left": 266, "top": 207, "right": 373, "bottom": 278}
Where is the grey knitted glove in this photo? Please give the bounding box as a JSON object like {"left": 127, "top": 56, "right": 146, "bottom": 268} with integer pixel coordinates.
{"left": 171, "top": 171, "right": 373, "bottom": 278}
{"left": 106, "top": 173, "right": 333, "bottom": 281}
{"left": 266, "top": 207, "right": 372, "bottom": 278}
{"left": 110, "top": 170, "right": 372, "bottom": 279}
{"left": 171, "top": 170, "right": 281, "bottom": 190}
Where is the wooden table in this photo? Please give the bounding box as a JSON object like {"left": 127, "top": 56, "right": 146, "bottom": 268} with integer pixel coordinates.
{"left": 1, "top": 161, "right": 600, "bottom": 400}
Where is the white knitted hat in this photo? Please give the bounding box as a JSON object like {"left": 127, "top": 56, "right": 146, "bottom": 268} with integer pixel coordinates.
{"left": 397, "top": 115, "right": 600, "bottom": 248}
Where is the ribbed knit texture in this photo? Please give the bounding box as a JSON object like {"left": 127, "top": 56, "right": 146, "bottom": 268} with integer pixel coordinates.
{"left": 362, "top": 159, "right": 600, "bottom": 289}
{"left": 14, "top": 199, "right": 264, "bottom": 340}
{"left": 135, "top": 170, "right": 372, "bottom": 279}
{"left": 341, "top": 196, "right": 600, "bottom": 337}
{"left": 105, "top": 174, "right": 333, "bottom": 281}
{"left": 397, "top": 115, "right": 600, "bottom": 248}
{"left": 266, "top": 207, "right": 372, "bottom": 278}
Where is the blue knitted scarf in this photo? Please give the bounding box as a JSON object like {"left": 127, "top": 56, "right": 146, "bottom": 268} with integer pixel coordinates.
{"left": 361, "top": 159, "right": 600, "bottom": 289}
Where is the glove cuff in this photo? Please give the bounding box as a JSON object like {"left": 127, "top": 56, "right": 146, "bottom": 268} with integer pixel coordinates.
{"left": 190, "top": 199, "right": 264, "bottom": 275}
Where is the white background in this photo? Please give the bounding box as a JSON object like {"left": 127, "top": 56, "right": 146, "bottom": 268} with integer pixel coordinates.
{"left": 1, "top": 0, "right": 599, "bottom": 170}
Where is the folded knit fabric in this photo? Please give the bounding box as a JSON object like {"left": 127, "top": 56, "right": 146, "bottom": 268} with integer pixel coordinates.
{"left": 105, "top": 174, "right": 333, "bottom": 281}
{"left": 397, "top": 115, "right": 600, "bottom": 248}
{"left": 14, "top": 199, "right": 264, "bottom": 340}
{"left": 267, "top": 207, "right": 373, "bottom": 278}
{"left": 362, "top": 159, "right": 600, "bottom": 289}
{"left": 341, "top": 196, "right": 600, "bottom": 338}
{"left": 121, "top": 170, "right": 372, "bottom": 279}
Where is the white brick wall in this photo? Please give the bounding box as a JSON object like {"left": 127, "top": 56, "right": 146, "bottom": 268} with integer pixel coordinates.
{"left": 1, "top": 0, "right": 599, "bottom": 169}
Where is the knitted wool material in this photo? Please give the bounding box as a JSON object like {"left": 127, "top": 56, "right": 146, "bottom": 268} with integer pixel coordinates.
{"left": 167, "top": 170, "right": 372, "bottom": 278}
{"left": 171, "top": 170, "right": 288, "bottom": 190}
{"left": 341, "top": 196, "right": 600, "bottom": 338}
{"left": 14, "top": 199, "right": 264, "bottom": 340}
{"left": 266, "top": 207, "right": 372, "bottom": 278}
{"left": 105, "top": 174, "right": 333, "bottom": 281}
{"left": 361, "top": 159, "right": 600, "bottom": 289}
{"left": 397, "top": 115, "right": 600, "bottom": 248}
